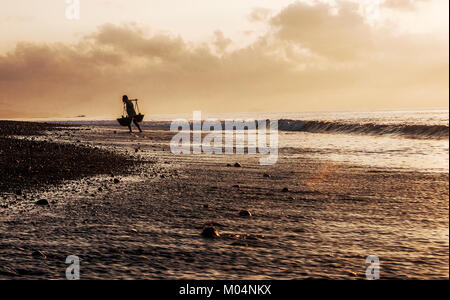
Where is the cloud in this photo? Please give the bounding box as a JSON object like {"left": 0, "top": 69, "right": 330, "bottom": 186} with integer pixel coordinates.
{"left": 383, "top": 0, "right": 431, "bottom": 11}
{"left": 248, "top": 7, "right": 273, "bottom": 22}
{"left": 213, "top": 30, "right": 232, "bottom": 53}
{"left": 0, "top": 1, "right": 448, "bottom": 117}
{"left": 270, "top": 1, "right": 374, "bottom": 60}
{"left": 87, "top": 23, "right": 186, "bottom": 60}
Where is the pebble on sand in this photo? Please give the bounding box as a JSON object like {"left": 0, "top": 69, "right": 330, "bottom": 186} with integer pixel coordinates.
{"left": 35, "top": 199, "right": 49, "bottom": 206}
{"left": 201, "top": 226, "right": 220, "bottom": 239}
{"left": 234, "top": 163, "right": 242, "bottom": 168}
{"left": 113, "top": 178, "right": 120, "bottom": 184}
{"left": 31, "top": 250, "right": 47, "bottom": 259}
{"left": 239, "top": 210, "right": 252, "bottom": 217}
{"left": 263, "top": 174, "right": 271, "bottom": 178}
{"left": 282, "top": 187, "right": 289, "bottom": 193}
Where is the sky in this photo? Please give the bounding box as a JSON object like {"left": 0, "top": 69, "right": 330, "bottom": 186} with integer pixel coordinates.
{"left": 0, "top": 0, "right": 448, "bottom": 118}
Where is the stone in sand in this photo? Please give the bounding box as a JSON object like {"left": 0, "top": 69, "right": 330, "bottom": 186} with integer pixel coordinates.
{"left": 201, "top": 226, "right": 220, "bottom": 239}
{"left": 35, "top": 199, "right": 49, "bottom": 206}
{"left": 234, "top": 163, "right": 242, "bottom": 168}
{"left": 282, "top": 187, "right": 289, "bottom": 193}
{"left": 239, "top": 210, "right": 252, "bottom": 217}
{"left": 32, "top": 250, "right": 47, "bottom": 259}
{"left": 114, "top": 178, "right": 120, "bottom": 184}
{"left": 263, "top": 174, "right": 271, "bottom": 178}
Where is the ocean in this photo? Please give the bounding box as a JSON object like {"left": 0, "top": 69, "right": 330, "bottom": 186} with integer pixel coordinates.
{"left": 36, "top": 109, "right": 449, "bottom": 173}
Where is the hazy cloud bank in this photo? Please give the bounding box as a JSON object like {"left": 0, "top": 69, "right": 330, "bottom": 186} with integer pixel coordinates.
{"left": 0, "top": 1, "right": 448, "bottom": 118}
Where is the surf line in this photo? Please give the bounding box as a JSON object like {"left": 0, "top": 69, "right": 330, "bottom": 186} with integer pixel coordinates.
{"left": 170, "top": 111, "right": 278, "bottom": 165}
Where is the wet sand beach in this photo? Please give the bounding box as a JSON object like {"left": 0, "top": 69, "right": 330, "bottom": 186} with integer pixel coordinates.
{"left": 0, "top": 122, "right": 448, "bottom": 279}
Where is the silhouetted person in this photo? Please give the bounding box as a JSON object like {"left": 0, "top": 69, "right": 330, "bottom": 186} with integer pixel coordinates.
{"left": 122, "top": 95, "right": 143, "bottom": 133}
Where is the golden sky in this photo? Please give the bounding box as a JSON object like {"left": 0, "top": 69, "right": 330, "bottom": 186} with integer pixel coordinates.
{"left": 0, "top": 0, "right": 448, "bottom": 118}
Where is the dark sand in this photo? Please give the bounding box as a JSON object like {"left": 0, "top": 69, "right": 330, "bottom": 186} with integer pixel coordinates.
{"left": 0, "top": 123, "right": 448, "bottom": 279}
{"left": 0, "top": 122, "right": 136, "bottom": 194}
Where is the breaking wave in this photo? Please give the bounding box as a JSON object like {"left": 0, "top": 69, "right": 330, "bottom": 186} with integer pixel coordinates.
{"left": 278, "top": 120, "right": 449, "bottom": 140}
{"left": 48, "top": 119, "right": 449, "bottom": 140}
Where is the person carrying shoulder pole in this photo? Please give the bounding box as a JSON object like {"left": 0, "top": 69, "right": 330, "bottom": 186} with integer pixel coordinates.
{"left": 122, "top": 95, "right": 143, "bottom": 133}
